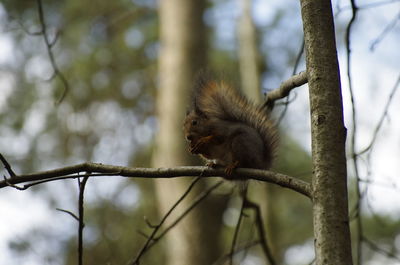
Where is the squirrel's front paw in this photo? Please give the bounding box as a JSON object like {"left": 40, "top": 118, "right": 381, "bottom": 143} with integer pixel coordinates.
{"left": 224, "top": 161, "right": 239, "bottom": 177}
{"left": 190, "top": 135, "right": 214, "bottom": 154}
{"left": 205, "top": 161, "right": 217, "bottom": 168}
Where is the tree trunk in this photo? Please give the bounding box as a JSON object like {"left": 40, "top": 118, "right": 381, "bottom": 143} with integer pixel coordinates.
{"left": 238, "top": 0, "right": 261, "bottom": 102}
{"left": 152, "top": 1, "right": 223, "bottom": 265}
{"left": 237, "top": 0, "right": 281, "bottom": 262}
{"left": 300, "top": 1, "right": 353, "bottom": 264}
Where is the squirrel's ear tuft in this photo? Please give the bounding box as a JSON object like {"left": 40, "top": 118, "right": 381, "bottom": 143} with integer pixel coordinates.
{"left": 194, "top": 70, "right": 214, "bottom": 92}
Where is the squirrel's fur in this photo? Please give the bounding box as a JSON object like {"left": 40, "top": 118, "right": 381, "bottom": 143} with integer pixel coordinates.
{"left": 183, "top": 74, "right": 278, "bottom": 174}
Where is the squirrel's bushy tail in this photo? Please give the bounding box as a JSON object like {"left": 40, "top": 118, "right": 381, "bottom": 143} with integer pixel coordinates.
{"left": 192, "top": 75, "right": 278, "bottom": 168}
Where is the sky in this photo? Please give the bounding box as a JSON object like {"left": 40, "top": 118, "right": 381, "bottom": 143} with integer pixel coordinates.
{"left": 0, "top": 0, "right": 400, "bottom": 264}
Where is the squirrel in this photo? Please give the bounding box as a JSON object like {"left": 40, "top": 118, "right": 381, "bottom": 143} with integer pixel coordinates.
{"left": 183, "top": 74, "right": 278, "bottom": 177}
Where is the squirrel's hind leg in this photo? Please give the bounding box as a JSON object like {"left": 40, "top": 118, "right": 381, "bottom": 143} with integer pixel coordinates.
{"left": 230, "top": 132, "right": 266, "bottom": 170}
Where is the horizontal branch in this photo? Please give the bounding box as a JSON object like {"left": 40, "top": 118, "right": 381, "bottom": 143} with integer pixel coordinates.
{"left": 263, "top": 71, "right": 308, "bottom": 108}
{"left": 0, "top": 163, "right": 312, "bottom": 198}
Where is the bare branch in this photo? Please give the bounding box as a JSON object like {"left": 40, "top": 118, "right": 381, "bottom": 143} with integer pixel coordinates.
{"left": 230, "top": 203, "right": 244, "bottom": 265}
{"left": 78, "top": 177, "right": 89, "bottom": 265}
{"left": 370, "top": 11, "right": 400, "bottom": 51}
{"left": 363, "top": 236, "right": 400, "bottom": 261}
{"left": 129, "top": 177, "right": 202, "bottom": 265}
{"left": 338, "top": 0, "right": 400, "bottom": 12}
{"left": 344, "top": 1, "right": 363, "bottom": 264}
{"left": 230, "top": 186, "right": 248, "bottom": 265}
{"left": 36, "top": 0, "right": 69, "bottom": 103}
{"left": 276, "top": 40, "right": 305, "bottom": 124}
{"left": 3, "top": 177, "right": 26, "bottom": 190}
{"left": 358, "top": 74, "right": 400, "bottom": 155}
{"left": 150, "top": 180, "right": 224, "bottom": 243}
{"left": 0, "top": 163, "right": 312, "bottom": 198}
{"left": 263, "top": 71, "right": 308, "bottom": 109}
{"left": 143, "top": 216, "right": 158, "bottom": 229}
{"left": 129, "top": 179, "right": 223, "bottom": 265}
{"left": 212, "top": 240, "right": 260, "bottom": 265}
{"left": 0, "top": 153, "right": 16, "bottom": 177}
{"left": 56, "top": 208, "right": 80, "bottom": 222}
{"left": 244, "top": 199, "right": 276, "bottom": 265}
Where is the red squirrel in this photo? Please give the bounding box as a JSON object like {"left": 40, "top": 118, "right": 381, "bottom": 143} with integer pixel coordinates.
{"left": 183, "top": 74, "right": 278, "bottom": 176}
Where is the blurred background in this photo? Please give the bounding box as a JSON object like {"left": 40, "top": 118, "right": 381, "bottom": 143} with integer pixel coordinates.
{"left": 0, "top": 0, "right": 399, "bottom": 264}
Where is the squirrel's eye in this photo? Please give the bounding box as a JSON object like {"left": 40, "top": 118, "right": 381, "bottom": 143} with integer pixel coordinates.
{"left": 191, "top": 120, "right": 198, "bottom": 126}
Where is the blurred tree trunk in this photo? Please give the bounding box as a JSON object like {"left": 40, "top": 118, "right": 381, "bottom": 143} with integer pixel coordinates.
{"left": 152, "top": 1, "right": 224, "bottom": 265}
{"left": 237, "top": 0, "right": 282, "bottom": 262}
{"left": 300, "top": 1, "right": 353, "bottom": 264}
{"left": 238, "top": 0, "right": 261, "bottom": 102}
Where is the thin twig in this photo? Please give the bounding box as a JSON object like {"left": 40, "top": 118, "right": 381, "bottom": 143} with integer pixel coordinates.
{"left": 339, "top": 0, "right": 400, "bottom": 11}
{"left": 0, "top": 153, "right": 16, "bottom": 177}
{"left": 244, "top": 199, "right": 276, "bottom": 265}
{"left": 345, "top": 1, "right": 363, "bottom": 264}
{"left": 36, "top": 0, "right": 69, "bottom": 103}
{"left": 56, "top": 208, "right": 80, "bottom": 222}
{"left": 363, "top": 236, "right": 400, "bottom": 261}
{"left": 128, "top": 181, "right": 224, "bottom": 263}
{"left": 128, "top": 176, "right": 202, "bottom": 265}
{"left": 230, "top": 192, "right": 247, "bottom": 265}
{"left": 358, "top": 74, "right": 400, "bottom": 155}
{"left": 78, "top": 177, "right": 89, "bottom": 265}
{"left": 3, "top": 172, "right": 121, "bottom": 190}
{"left": 128, "top": 181, "right": 225, "bottom": 264}
{"left": 3, "top": 177, "right": 26, "bottom": 190}
{"left": 212, "top": 240, "right": 260, "bottom": 265}
{"left": 149, "top": 180, "right": 224, "bottom": 246}
{"left": 370, "top": 11, "right": 400, "bottom": 51}
{"left": 276, "top": 39, "right": 305, "bottom": 124}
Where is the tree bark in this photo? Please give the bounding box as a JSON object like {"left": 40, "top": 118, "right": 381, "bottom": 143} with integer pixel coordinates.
{"left": 300, "top": 1, "right": 353, "bottom": 264}
{"left": 152, "top": 1, "right": 223, "bottom": 265}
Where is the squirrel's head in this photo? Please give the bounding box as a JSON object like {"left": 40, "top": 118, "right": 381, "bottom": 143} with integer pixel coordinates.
{"left": 183, "top": 109, "right": 210, "bottom": 154}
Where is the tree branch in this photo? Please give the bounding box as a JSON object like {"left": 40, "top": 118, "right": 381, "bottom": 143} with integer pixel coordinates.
{"left": 0, "top": 161, "right": 312, "bottom": 198}
{"left": 263, "top": 71, "right": 308, "bottom": 109}
{"left": 230, "top": 191, "right": 246, "bottom": 265}
{"left": 212, "top": 240, "right": 260, "bottom": 265}
{"left": 78, "top": 177, "right": 89, "bottom": 265}
{"left": 131, "top": 180, "right": 224, "bottom": 264}
{"left": 0, "top": 153, "right": 16, "bottom": 177}
{"left": 244, "top": 199, "right": 276, "bottom": 265}
{"left": 56, "top": 208, "right": 80, "bottom": 222}
{"left": 129, "top": 177, "right": 202, "bottom": 265}
{"left": 36, "top": 0, "right": 69, "bottom": 103}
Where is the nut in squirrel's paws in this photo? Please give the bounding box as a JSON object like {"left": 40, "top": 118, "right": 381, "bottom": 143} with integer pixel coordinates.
{"left": 189, "top": 135, "right": 214, "bottom": 154}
